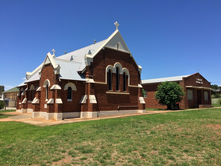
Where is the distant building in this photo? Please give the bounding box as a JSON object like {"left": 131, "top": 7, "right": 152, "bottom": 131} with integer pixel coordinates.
{"left": 3, "top": 87, "right": 19, "bottom": 107}
{"left": 3, "top": 87, "right": 19, "bottom": 101}
{"left": 142, "top": 73, "right": 212, "bottom": 109}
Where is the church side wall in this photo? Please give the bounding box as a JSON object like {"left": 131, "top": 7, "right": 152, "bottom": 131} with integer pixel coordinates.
{"left": 60, "top": 80, "right": 85, "bottom": 112}
{"left": 91, "top": 48, "right": 141, "bottom": 111}
{"left": 40, "top": 64, "right": 56, "bottom": 113}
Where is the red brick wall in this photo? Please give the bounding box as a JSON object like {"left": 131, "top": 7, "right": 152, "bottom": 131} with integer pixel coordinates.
{"left": 89, "top": 48, "right": 141, "bottom": 111}
{"left": 40, "top": 64, "right": 56, "bottom": 113}
{"left": 60, "top": 80, "right": 85, "bottom": 112}
{"left": 142, "top": 83, "right": 167, "bottom": 109}
{"left": 92, "top": 48, "right": 140, "bottom": 85}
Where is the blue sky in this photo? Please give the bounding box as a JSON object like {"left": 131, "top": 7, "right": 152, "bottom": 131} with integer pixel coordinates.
{"left": 1, "top": 0, "right": 221, "bottom": 91}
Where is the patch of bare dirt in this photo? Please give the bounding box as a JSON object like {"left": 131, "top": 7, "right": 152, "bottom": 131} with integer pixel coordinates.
{"left": 51, "top": 153, "right": 72, "bottom": 166}
{"left": 206, "top": 124, "right": 221, "bottom": 130}
{"left": 150, "top": 150, "right": 158, "bottom": 155}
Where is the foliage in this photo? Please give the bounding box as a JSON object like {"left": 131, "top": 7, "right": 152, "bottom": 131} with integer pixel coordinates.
{"left": 0, "top": 85, "right": 4, "bottom": 94}
{"left": 142, "top": 89, "right": 147, "bottom": 98}
{"left": 155, "top": 81, "right": 185, "bottom": 109}
{"left": 211, "top": 84, "right": 219, "bottom": 90}
{"left": 1, "top": 109, "right": 221, "bottom": 165}
{"left": 0, "top": 101, "right": 5, "bottom": 109}
{"left": 217, "top": 98, "right": 221, "bottom": 105}
{"left": 212, "top": 94, "right": 221, "bottom": 98}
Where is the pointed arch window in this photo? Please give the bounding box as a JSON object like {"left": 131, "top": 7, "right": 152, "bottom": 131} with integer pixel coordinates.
{"left": 116, "top": 67, "right": 119, "bottom": 91}
{"left": 123, "top": 72, "right": 126, "bottom": 91}
{"left": 46, "top": 84, "right": 48, "bottom": 100}
{"left": 67, "top": 87, "right": 72, "bottom": 100}
{"left": 108, "top": 69, "right": 112, "bottom": 90}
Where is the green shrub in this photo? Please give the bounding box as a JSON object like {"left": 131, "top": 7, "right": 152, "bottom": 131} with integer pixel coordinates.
{"left": 217, "top": 99, "right": 221, "bottom": 105}
{"left": 0, "top": 101, "right": 5, "bottom": 109}
{"left": 215, "top": 94, "right": 221, "bottom": 98}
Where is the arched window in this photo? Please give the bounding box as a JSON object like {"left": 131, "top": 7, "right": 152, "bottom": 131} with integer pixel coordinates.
{"left": 30, "top": 84, "right": 35, "bottom": 100}
{"left": 43, "top": 79, "right": 50, "bottom": 101}
{"left": 116, "top": 67, "right": 119, "bottom": 91}
{"left": 123, "top": 72, "right": 126, "bottom": 91}
{"left": 46, "top": 84, "right": 48, "bottom": 100}
{"left": 67, "top": 87, "right": 72, "bottom": 100}
{"left": 108, "top": 69, "right": 112, "bottom": 90}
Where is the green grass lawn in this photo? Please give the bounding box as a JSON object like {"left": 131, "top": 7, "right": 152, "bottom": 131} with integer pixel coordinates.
{"left": 212, "top": 103, "right": 221, "bottom": 107}
{"left": 1, "top": 108, "right": 221, "bottom": 165}
{"left": 0, "top": 110, "right": 16, "bottom": 119}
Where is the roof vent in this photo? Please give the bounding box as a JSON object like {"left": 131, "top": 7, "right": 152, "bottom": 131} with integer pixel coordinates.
{"left": 94, "top": 39, "right": 96, "bottom": 44}
{"left": 65, "top": 51, "right": 67, "bottom": 54}
{"left": 70, "top": 56, "right": 73, "bottom": 61}
{"left": 88, "top": 50, "right": 92, "bottom": 55}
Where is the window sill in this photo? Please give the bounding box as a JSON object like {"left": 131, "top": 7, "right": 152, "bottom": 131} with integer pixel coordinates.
{"left": 106, "top": 91, "right": 129, "bottom": 95}
{"left": 67, "top": 99, "right": 72, "bottom": 101}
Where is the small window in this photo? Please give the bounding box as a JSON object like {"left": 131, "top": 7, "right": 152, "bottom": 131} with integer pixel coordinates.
{"left": 108, "top": 69, "right": 112, "bottom": 90}
{"left": 204, "top": 91, "right": 208, "bottom": 101}
{"left": 187, "top": 89, "right": 193, "bottom": 100}
{"left": 67, "top": 87, "right": 72, "bottom": 100}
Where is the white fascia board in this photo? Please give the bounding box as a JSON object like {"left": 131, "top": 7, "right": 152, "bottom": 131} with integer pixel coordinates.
{"left": 40, "top": 52, "right": 59, "bottom": 74}
{"left": 91, "top": 30, "right": 119, "bottom": 58}
{"left": 26, "top": 63, "right": 43, "bottom": 80}
{"left": 84, "top": 30, "right": 119, "bottom": 66}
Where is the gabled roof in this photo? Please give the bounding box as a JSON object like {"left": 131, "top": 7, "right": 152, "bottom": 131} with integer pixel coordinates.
{"left": 142, "top": 75, "right": 190, "bottom": 84}
{"left": 3, "top": 87, "right": 19, "bottom": 93}
{"left": 18, "top": 22, "right": 142, "bottom": 85}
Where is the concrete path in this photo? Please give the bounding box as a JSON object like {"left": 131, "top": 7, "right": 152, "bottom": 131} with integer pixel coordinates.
{"left": 0, "top": 107, "right": 221, "bottom": 127}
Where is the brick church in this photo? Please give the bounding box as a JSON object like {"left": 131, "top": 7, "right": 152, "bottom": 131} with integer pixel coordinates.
{"left": 16, "top": 22, "right": 146, "bottom": 120}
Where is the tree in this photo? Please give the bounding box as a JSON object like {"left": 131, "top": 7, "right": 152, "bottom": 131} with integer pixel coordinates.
{"left": 0, "top": 85, "right": 4, "bottom": 94}
{"left": 211, "top": 84, "right": 218, "bottom": 90}
{"left": 155, "top": 81, "right": 185, "bottom": 110}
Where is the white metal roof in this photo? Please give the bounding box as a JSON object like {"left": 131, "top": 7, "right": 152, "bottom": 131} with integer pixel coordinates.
{"left": 57, "top": 40, "right": 106, "bottom": 66}
{"left": 142, "top": 75, "right": 190, "bottom": 84}
{"left": 54, "top": 59, "right": 85, "bottom": 81}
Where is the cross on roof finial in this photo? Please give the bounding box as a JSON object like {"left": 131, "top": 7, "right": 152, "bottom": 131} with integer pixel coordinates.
{"left": 114, "top": 21, "right": 119, "bottom": 30}
{"left": 52, "top": 49, "right": 56, "bottom": 55}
